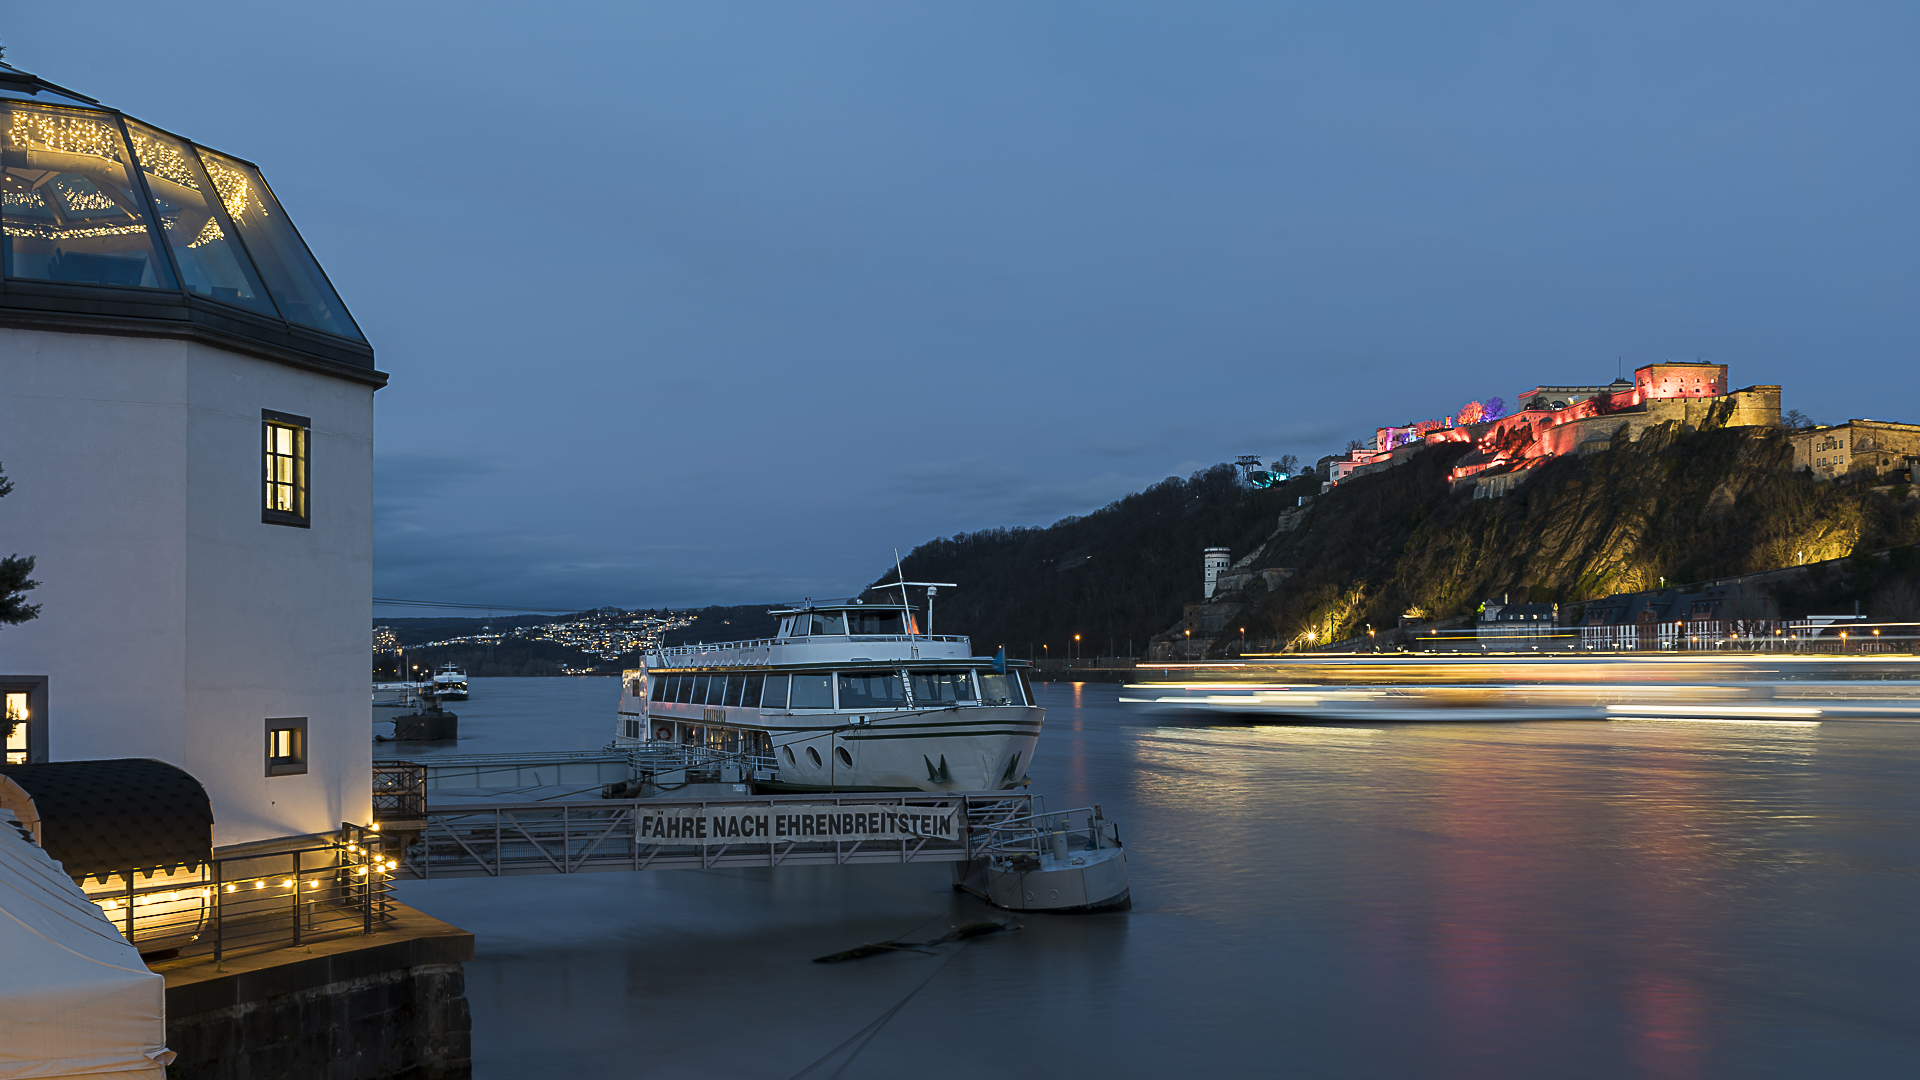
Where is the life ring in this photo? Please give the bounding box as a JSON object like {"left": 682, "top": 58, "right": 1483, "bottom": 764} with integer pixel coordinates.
{"left": 654, "top": 725, "right": 673, "bottom": 741}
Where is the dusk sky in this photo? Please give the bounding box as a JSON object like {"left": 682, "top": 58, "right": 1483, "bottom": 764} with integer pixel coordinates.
{"left": 11, "top": 2, "right": 1917, "bottom": 612}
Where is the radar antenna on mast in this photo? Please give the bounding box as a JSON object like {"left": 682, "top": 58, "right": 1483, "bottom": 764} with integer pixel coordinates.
{"left": 890, "top": 549, "right": 956, "bottom": 636}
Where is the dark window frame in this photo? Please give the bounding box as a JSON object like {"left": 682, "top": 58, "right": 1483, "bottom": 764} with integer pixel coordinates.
{"left": 759, "top": 674, "right": 790, "bottom": 710}
{"left": 1, "top": 677, "right": 49, "bottom": 764}
{"left": 265, "top": 716, "right": 308, "bottom": 776}
{"left": 789, "top": 672, "right": 836, "bottom": 710}
{"left": 261, "top": 409, "right": 311, "bottom": 528}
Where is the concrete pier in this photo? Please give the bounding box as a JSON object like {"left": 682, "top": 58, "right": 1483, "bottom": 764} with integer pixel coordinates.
{"left": 158, "top": 904, "right": 474, "bottom": 1080}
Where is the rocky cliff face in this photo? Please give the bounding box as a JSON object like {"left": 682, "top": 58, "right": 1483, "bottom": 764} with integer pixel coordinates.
{"left": 1196, "top": 420, "right": 1920, "bottom": 653}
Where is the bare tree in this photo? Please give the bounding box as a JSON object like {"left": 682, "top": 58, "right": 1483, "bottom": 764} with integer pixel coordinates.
{"left": 1782, "top": 409, "right": 1814, "bottom": 430}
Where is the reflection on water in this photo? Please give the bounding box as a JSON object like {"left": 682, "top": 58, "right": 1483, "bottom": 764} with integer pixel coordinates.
{"left": 396, "top": 679, "right": 1920, "bottom": 1078}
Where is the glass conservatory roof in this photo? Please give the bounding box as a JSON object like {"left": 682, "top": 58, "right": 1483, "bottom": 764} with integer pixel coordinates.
{"left": 0, "top": 61, "right": 376, "bottom": 382}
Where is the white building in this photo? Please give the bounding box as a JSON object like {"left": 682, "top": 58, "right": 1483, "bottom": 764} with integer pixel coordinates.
{"left": 0, "top": 61, "right": 383, "bottom": 848}
{"left": 1202, "top": 548, "right": 1231, "bottom": 599}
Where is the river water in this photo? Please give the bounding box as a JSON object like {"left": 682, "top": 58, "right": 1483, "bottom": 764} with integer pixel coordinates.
{"left": 389, "top": 678, "right": 1920, "bottom": 1078}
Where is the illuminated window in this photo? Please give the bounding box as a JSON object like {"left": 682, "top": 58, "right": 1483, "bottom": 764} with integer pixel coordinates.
{"left": 1, "top": 104, "right": 177, "bottom": 289}
{"left": 262, "top": 410, "right": 309, "bottom": 527}
{"left": 2, "top": 681, "right": 44, "bottom": 764}
{"left": 265, "top": 717, "right": 307, "bottom": 776}
{"left": 4, "top": 691, "right": 29, "bottom": 764}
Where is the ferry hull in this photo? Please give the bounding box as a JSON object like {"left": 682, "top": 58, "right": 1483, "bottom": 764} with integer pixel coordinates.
{"left": 614, "top": 704, "right": 1042, "bottom": 793}
{"left": 771, "top": 705, "right": 1042, "bottom": 792}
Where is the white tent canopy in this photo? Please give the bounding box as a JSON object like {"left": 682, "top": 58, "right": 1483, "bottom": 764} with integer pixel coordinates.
{"left": 0, "top": 811, "right": 172, "bottom": 1080}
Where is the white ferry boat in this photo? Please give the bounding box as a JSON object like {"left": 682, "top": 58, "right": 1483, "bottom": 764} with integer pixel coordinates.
{"left": 612, "top": 598, "right": 1041, "bottom": 792}
{"left": 431, "top": 664, "right": 470, "bottom": 701}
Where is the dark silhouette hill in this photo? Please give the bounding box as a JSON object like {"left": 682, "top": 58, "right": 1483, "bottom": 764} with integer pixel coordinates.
{"left": 866, "top": 465, "right": 1314, "bottom": 659}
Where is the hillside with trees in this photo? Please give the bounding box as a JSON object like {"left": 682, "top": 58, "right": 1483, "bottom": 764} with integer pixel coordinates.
{"left": 867, "top": 465, "right": 1313, "bottom": 658}
{"left": 870, "top": 420, "right": 1920, "bottom": 660}
{"left": 1234, "top": 420, "right": 1920, "bottom": 651}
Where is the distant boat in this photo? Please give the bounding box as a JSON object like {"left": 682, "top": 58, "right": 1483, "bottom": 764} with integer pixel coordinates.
{"left": 613, "top": 595, "right": 1040, "bottom": 793}
{"left": 431, "top": 664, "right": 469, "bottom": 701}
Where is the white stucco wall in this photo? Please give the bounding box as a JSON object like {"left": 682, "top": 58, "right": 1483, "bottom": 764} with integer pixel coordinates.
{"left": 0, "top": 327, "right": 373, "bottom": 847}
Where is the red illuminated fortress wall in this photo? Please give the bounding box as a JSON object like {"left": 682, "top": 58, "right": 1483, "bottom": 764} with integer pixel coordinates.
{"left": 1636, "top": 362, "right": 1727, "bottom": 400}
{"left": 1428, "top": 364, "right": 1772, "bottom": 489}
{"left": 1327, "top": 363, "right": 1776, "bottom": 494}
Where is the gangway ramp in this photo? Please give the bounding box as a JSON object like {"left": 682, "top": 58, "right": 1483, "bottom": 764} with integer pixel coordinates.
{"left": 390, "top": 791, "right": 1035, "bottom": 881}
{"left": 396, "top": 751, "right": 635, "bottom": 791}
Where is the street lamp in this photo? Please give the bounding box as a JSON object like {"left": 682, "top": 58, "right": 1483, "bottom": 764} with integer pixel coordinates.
{"left": 1074, "top": 634, "right": 1081, "bottom": 662}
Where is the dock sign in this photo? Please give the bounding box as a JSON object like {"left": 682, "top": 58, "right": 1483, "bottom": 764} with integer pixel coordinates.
{"left": 634, "top": 803, "right": 961, "bottom": 844}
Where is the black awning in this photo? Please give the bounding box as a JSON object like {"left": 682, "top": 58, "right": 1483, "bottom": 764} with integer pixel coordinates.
{"left": 0, "top": 759, "right": 213, "bottom": 884}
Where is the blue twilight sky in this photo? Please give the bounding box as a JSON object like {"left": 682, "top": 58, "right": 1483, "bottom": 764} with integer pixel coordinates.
{"left": 8, "top": 2, "right": 1917, "bottom": 612}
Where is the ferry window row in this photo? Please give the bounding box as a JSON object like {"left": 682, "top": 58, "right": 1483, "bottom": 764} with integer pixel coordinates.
{"left": 780, "top": 610, "right": 921, "bottom": 637}
{"left": 650, "top": 669, "right": 1027, "bottom": 709}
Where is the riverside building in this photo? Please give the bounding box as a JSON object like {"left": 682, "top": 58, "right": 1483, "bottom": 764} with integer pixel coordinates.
{"left": 1789, "top": 419, "right": 1920, "bottom": 482}
{"left": 0, "top": 59, "right": 383, "bottom": 847}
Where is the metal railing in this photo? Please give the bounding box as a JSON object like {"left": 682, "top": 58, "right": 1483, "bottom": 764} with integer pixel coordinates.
{"left": 655, "top": 634, "right": 972, "bottom": 661}
{"left": 394, "top": 791, "right": 1036, "bottom": 880}
{"left": 624, "top": 743, "right": 779, "bottom": 784}
{"left": 87, "top": 823, "right": 394, "bottom": 963}
{"left": 373, "top": 746, "right": 784, "bottom": 820}
{"left": 981, "top": 804, "right": 1122, "bottom": 862}
{"left": 373, "top": 762, "right": 427, "bottom": 817}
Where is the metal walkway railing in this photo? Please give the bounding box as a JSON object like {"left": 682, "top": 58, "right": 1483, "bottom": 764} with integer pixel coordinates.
{"left": 373, "top": 745, "right": 781, "bottom": 810}
{"left": 86, "top": 823, "right": 395, "bottom": 964}
{"left": 393, "top": 791, "right": 1037, "bottom": 880}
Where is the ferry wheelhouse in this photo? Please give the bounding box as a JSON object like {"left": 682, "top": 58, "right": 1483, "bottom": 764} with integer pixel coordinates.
{"left": 613, "top": 599, "right": 1040, "bottom": 792}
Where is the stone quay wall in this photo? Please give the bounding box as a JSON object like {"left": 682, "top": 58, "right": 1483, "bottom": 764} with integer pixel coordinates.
{"left": 162, "top": 904, "right": 473, "bottom": 1080}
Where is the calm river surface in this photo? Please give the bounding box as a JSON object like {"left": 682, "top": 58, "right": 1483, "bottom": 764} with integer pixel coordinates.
{"left": 389, "top": 678, "right": 1920, "bottom": 1078}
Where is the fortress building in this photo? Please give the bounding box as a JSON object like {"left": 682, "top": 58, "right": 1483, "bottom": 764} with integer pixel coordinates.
{"left": 1321, "top": 362, "right": 1780, "bottom": 496}
{"left": 1441, "top": 362, "right": 1779, "bottom": 496}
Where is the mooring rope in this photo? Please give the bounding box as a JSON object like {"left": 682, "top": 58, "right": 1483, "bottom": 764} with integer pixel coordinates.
{"left": 786, "top": 910, "right": 984, "bottom": 1080}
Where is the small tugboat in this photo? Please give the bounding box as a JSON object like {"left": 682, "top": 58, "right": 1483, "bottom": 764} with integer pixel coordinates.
{"left": 612, "top": 590, "right": 1041, "bottom": 793}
